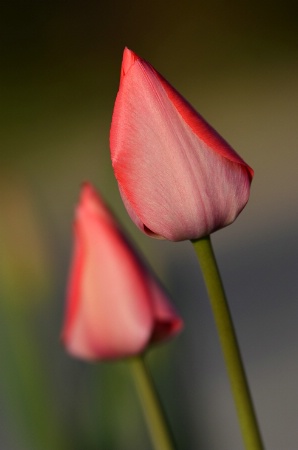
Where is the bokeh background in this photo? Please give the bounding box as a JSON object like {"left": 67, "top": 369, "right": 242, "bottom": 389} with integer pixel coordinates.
{"left": 1, "top": 1, "right": 298, "bottom": 449}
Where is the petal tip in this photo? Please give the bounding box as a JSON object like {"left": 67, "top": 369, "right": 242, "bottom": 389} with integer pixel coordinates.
{"left": 121, "top": 47, "right": 139, "bottom": 78}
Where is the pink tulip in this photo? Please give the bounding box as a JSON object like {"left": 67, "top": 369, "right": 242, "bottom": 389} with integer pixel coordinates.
{"left": 61, "top": 183, "right": 182, "bottom": 361}
{"left": 110, "top": 48, "right": 254, "bottom": 241}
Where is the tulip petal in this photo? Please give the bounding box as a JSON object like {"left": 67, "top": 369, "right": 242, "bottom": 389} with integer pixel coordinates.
{"left": 110, "top": 48, "right": 253, "bottom": 241}
{"left": 62, "top": 183, "right": 182, "bottom": 361}
{"left": 146, "top": 275, "right": 183, "bottom": 343}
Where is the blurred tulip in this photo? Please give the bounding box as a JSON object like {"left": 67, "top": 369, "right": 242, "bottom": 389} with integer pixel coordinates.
{"left": 110, "top": 48, "right": 254, "bottom": 241}
{"left": 62, "top": 183, "right": 182, "bottom": 361}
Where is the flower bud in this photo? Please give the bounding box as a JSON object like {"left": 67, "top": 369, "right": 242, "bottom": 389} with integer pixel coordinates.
{"left": 61, "top": 183, "right": 182, "bottom": 361}
{"left": 110, "top": 48, "right": 253, "bottom": 241}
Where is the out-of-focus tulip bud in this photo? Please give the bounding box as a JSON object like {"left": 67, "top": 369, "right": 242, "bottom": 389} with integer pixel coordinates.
{"left": 61, "top": 183, "right": 182, "bottom": 361}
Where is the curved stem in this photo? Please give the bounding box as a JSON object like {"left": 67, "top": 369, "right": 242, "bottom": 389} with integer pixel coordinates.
{"left": 192, "top": 235, "right": 264, "bottom": 450}
{"left": 130, "top": 354, "right": 177, "bottom": 450}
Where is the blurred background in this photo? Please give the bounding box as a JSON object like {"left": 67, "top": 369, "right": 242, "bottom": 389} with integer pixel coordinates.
{"left": 1, "top": 0, "right": 298, "bottom": 448}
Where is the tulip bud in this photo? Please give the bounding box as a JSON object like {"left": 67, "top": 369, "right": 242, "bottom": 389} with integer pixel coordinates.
{"left": 61, "top": 183, "right": 182, "bottom": 361}
{"left": 110, "top": 48, "right": 253, "bottom": 241}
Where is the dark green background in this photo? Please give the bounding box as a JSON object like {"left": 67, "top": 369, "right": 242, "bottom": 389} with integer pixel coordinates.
{"left": 1, "top": 1, "right": 298, "bottom": 449}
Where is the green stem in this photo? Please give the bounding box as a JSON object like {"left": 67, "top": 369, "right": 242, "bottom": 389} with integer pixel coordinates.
{"left": 192, "top": 235, "right": 264, "bottom": 450}
{"left": 130, "top": 355, "right": 177, "bottom": 450}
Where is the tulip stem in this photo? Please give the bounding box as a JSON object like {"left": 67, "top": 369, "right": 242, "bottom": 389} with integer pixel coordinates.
{"left": 130, "top": 355, "right": 177, "bottom": 450}
{"left": 192, "top": 235, "right": 264, "bottom": 450}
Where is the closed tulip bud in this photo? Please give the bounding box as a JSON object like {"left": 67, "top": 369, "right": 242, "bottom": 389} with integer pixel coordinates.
{"left": 61, "top": 183, "right": 182, "bottom": 361}
{"left": 110, "top": 48, "right": 254, "bottom": 241}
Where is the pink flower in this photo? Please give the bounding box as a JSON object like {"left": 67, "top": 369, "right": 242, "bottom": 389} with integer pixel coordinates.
{"left": 110, "top": 48, "right": 254, "bottom": 241}
{"left": 61, "top": 183, "right": 182, "bottom": 361}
